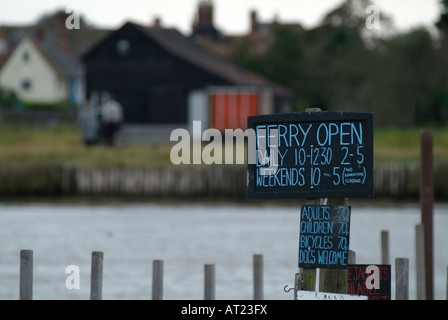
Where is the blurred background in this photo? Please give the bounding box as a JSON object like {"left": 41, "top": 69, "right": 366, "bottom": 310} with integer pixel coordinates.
{"left": 0, "top": 0, "right": 447, "bottom": 200}
{"left": 0, "top": 0, "right": 447, "bottom": 301}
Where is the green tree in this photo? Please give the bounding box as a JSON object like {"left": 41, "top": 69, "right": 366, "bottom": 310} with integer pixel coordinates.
{"left": 432, "top": 0, "right": 448, "bottom": 124}
{"left": 296, "top": 0, "right": 383, "bottom": 113}
{"left": 436, "top": 0, "right": 448, "bottom": 33}
{"left": 228, "top": 24, "right": 304, "bottom": 108}
{"left": 261, "top": 24, "right": 304, "bottom": 90}
{"left": 227, "top": 0, "right": 446, "bottom": 126}
{"left": 377, "top": 28, "right": 440, "bottom": 126}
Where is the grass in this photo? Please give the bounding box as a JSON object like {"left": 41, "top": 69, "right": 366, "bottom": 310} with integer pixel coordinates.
{"left": 374, "top": 126, "right": 448, "bottom": 165}
{"left": 0, "top": 123, "right": 447, "bottom": 168}
{"left": 0, "top": 124, "right": 174, "bottom": 168}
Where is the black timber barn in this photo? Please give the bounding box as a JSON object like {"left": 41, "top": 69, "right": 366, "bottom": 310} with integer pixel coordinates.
{"left": 82, "top": 21, "right": 293, "bottom": 125}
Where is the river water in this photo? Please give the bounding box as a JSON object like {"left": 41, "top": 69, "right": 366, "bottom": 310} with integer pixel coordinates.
{"left": 0, "top": 200, "right": 447, "bottom": 300}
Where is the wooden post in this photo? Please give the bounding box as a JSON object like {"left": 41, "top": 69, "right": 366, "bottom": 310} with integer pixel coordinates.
{"left": 296, "top": 269, "right": 316, "bottom": 293}
{"left": 303, "top": 108, "right": 349, "bottom": 295}
{"left": 90, "top": 251, "right": 104, "bottom": 300}
{"left": 381, "top": 230, "right": 389, "bottom": 264}
{"left": 415, "top": 224, "right": 426, "bottom": 300}
{"left": 420, "top": 129, "right": 434, "bottom": 300}
{"left": 318, "top": 197, "right": 349, "bottom": 294}
{"left": 20, "top": 249, "right": 33, "bottom": 300}
{"left": 253, "top": 254, "right": 263, "bottom": 300}
{"left": 152, "top": 259, "right": 163, "bottom": 300}
{"left": 348, "top": 249, "right": 356, "bottom": 264}
{"left": 295, "top": 197, "right": 322, "bottom": 297}
{"left": 395, "top": 257, "right": 409, "bottom": 300}
{"left": 204, "top": 264, "right": 215, "bottom": 300}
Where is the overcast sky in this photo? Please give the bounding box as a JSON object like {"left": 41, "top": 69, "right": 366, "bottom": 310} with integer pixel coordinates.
{"left": 0, "top": 0, "right": 442, "bottom": 34}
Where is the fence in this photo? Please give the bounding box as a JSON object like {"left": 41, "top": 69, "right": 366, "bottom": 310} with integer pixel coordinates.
{"left": 16, "top": 230, "right": 448, "bottom": 300}
{"left": 18, "top": 250, "right": 264, "bottom": 300}
{"left": 14, "top": 249, "right": 415, "bottom": 300}
{"left": 60, "top": 164, "right": 422, "bottom": 199}
{"left": 0, "top": 110, "right": 77, "bottom": 126}
{"left": 0, "top": 159, "right": 443, "bottom": 200}
{"left": 115, "top": 124, "right": 184, "bottom": 146}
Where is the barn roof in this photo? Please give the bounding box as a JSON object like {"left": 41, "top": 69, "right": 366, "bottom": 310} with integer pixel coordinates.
{"left": 86, "top": 21, "right": 294, "bottom": 98}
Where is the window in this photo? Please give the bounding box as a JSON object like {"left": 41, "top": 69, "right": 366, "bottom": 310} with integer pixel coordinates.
{"left": 116, "top": 39, "right": 130, "bottom": 56}
{"left": 21, "top": 79, "right": 32, "bottom": 91}
{"left": 23, "top": 50, "right": 30, "bottom": 62}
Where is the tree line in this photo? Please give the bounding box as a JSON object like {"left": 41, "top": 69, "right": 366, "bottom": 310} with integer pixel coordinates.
{"left": 228, "top": 0, "right": 448, "bottom": 127}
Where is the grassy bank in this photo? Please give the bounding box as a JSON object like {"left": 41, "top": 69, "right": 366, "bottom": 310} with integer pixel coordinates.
{"left": 0, "top": 123, "right": 447, "bottom": 200}
{"left": 0, "top": 124, "right": 172, "bottom": 168}
{"left": 0, "top": 124, "right": 447, "bottom": 167}
{"left": 374, "top": 126, "right": 448, "bottom": 165}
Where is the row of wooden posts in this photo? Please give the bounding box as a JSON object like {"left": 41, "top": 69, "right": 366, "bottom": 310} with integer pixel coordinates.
{"left": 14, "top": 250, "right": 418, "bottom": 300}
{"left": 18, "top": 249, "right": 262, "bottom": 300}
{"left": 17, "top": 229, "right": 445, "bottom": 300}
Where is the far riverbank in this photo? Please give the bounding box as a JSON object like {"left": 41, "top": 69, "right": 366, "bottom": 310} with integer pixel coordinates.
{"left": 0, "top": 161, "right": 446, "bottom": 202}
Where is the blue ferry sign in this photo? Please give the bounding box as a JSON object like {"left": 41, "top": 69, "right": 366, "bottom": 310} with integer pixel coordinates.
{"left": 247, "top": 111, "right": 374, "bottom": 199}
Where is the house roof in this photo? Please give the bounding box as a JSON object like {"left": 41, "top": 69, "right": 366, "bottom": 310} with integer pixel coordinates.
{"left": 1, "top": 38, "right": 83, "bottom": 79}
{"left": 136, "top": 23, "right": 293, "bottom": 97}
{"left": 86, "top": 21, "right": 294, "bottom": 98}
{"left": 0, "top": 24, "right": 110, "bottom": 63}
{"left": 0, "top": 53, "right": 10, "bottom": 70}
{"left": 36, "top": 41, "right": 83, "bottom": 78}
{"left": 0, "top": 22, "right": 112, "bottom": 80}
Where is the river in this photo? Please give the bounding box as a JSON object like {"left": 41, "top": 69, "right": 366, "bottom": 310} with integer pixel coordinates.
{"left": 0, "top": 200, "right": 447, "bottom": 300}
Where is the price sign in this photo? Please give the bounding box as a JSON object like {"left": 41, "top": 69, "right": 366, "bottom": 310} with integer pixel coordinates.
{"left": 298, "top": 205, "right": 351, "bottom": 268}
{"left": 247, "top": 111, "right": 373, "bottom": 199}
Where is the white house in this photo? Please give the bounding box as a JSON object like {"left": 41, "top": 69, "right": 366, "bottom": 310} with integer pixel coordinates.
{"left": 0, "top": 38, "right": 83, "bottom": 106}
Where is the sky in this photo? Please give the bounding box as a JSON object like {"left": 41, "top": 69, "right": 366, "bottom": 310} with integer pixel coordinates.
{"left": 0, "top": 0, "right": 443, "bottom": 35}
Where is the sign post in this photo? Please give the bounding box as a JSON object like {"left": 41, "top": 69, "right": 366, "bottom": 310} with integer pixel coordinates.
{"left": 247, "top": 109, "right": 374, "bottom": 298}
{"left": 318, "top": 197, "right": 350, "bottom": 294}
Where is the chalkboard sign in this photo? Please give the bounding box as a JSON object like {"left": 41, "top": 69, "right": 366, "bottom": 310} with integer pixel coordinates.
{"left": 247, "top": 111, "right": 373, "bottom": 199}
{"left": 298, "top": 205, "right": 351, "bottom": 268}
{"left": 347, "top": 264, "right": 391, "bottom": 300}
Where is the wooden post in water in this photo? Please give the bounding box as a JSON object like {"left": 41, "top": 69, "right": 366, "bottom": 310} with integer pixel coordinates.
{"left": 415, "top": 224, "right": 426, "bottom": 300}
{"left": 295, "top": 198, "right": 322, "bottom": 298}
{"left": 381, "top": 230, "right": 389, "bottom": 264}
{"left": 395, "top": 257, "right": 409, "bottom": 300}
{"left": 318, "top": 197, "right": 349, "bottom": 294}
{"left": 420, "top": 129, "right": 434, "bottom": 300}
{"left": 20, "top": 249, "right": 33, "bottom": 300}
{"left": 295, "top": 269, "right": 316, "bottom": 294}
{"left": 90, "top": 251, "right": 104, "bottom": 300}
{"left": 152, "top": 259, "right": 163, "bottom": 300}
{"left": 204, "top": 264, "right": 215, "bottom": 300}
{"left": 348, "top": 250, "right": 356, "bottom": 264}
{"left": 253, "top": 254, "right": 263, "bottom": 300}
